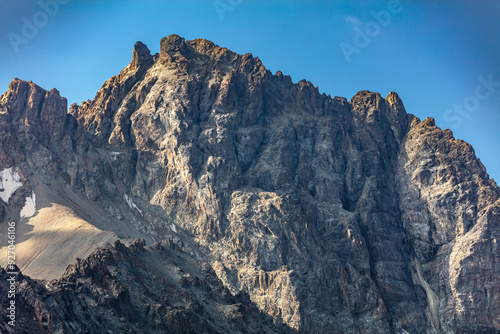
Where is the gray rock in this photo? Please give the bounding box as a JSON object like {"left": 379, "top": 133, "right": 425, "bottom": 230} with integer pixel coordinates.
{"left": 0, "top": 35, "right": 498, "bottom": 333}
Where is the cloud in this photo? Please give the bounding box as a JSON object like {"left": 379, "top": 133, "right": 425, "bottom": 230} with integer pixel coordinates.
{"left": 344, "top": 16, "right": 362, "bottom": 26}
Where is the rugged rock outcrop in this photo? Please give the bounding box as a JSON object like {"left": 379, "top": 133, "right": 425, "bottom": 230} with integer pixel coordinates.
{"left": 0, "top": 239, "right": 290, "bottom": 334}
{"left": 397, "top": 117, "right": 500, "bottom": 333}
{"left": 0, "top": 35, "right": 499, "bottom": 333}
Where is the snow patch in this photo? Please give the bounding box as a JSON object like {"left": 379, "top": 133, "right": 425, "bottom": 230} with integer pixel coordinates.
{"left": 20, "top": 191, "right": 36, "bottom": 220}
{"left": 124, "top": 194, "right": 143, "bottom": 215}
{"left": 0, "top": 168, "right": 23, "bottom": 203}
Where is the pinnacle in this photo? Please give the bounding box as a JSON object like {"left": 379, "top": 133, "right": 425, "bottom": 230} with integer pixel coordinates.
{"left": 132, "top": 41, "right": 153, "bottom": 70}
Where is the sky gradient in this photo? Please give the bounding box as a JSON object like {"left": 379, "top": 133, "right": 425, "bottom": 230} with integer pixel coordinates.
{"left": 1, "top": 0, "right": 499, "bottom": 181}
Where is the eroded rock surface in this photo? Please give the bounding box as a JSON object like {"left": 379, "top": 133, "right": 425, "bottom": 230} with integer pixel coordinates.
{"left": 0, "top": 35, "right": 498, "bottom": 333}
{"left": 0, "top": 240, "right": 290, "bottom": 333}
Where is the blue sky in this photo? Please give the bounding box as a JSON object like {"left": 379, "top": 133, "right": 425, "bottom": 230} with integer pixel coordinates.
{"left": 1, "top": 0, "right": 499, "bottom": 182}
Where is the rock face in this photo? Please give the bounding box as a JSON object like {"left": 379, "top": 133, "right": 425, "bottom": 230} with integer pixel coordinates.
{"left": 397, "top": 118, "right": 500, "bottom": 333}
{"left": 0, "top": 240, "right": 290, "bottom": 334}
{"left": 0, "top": 35, "right": 499, "bottom": 333}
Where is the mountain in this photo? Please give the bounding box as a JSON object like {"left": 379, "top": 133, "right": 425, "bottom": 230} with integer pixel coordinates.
{"left": 0, "top": 35, "right": 499, "bottom": 333}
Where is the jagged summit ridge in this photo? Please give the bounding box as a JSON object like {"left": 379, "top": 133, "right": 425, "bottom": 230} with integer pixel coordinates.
{"left": 0, "top": 36, "right": 499, "bottom": 333}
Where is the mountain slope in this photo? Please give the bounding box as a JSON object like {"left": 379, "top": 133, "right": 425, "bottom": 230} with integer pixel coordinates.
{"left": 0, "top": 35, "right": 499, "bottom": 333}
{"left": 0, "top": 239, "right": 292, "bottom": 334}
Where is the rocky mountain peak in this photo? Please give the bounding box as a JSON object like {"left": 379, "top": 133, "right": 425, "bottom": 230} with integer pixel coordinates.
{"left": 0, "top": 78, "right": 67, "bottom": 159}
{"left": 159, "top": 34, "right": 194, "bottom": 63}
{"left": 132, "top": 41, "right": 153, "bottom": 70}
{"left": 386, "top": 90, "right": 403, "bottom": 106}
{"left": 0, "top": 36, "right": 499, "bottom": 333}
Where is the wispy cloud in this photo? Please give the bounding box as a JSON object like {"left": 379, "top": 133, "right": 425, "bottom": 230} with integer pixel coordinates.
{"left": 344, "top": 16, "right": 362, "bottom": 26}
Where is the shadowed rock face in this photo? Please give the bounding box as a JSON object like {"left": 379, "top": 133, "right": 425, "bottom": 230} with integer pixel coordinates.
{"left": 0, "top": 240, "right": 292, "bottom": 334}
{"left": 0, "top": 35, "right": 499, "bottom": 333}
